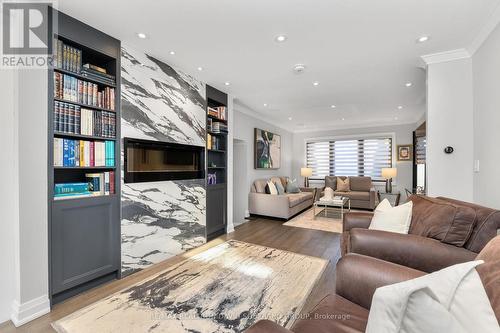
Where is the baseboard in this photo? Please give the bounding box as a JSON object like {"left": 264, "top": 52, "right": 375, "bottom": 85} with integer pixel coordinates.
{"left": 10, "top": 295, "right": 50, "bottom": 327}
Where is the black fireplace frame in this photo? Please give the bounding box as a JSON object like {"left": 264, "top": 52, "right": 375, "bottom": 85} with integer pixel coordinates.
{"left": 124, "top": 137, "right": 205, "bottom": 183}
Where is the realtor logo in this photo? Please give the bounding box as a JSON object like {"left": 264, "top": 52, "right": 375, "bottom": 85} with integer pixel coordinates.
{"left": 1, "top": 1, "right": 55, "bottom": 68}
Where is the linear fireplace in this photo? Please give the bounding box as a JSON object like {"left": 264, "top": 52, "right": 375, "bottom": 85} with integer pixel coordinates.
{"left": 124, "top": 137, "right": 205, "bottom": 183}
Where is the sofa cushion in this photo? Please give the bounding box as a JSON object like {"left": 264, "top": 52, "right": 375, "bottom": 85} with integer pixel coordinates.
{"left": 254, "top": 179, "right": 268, "bottom": 193}
{"left": 325, "top": 176, "right": 337, "bottom": 190}
{"left": 409, "top": 195, "right": 476, "bottom": 247}
{"left": 280, "top": 176, "right": 288, "bottom": 188}
{"left": 476, "top": 235, "right": 500, "bottom": 323}
{"left": 286, "top": 179, "right": 301, "bottom": 193}
{"left": 292, "top": 294, "right": 368, "bottom": 333}
{"left": 337, "top": 177, "right": 350, "bottom": 192}
{"left": 274, "top": 180, "right": 285, "bottom": 195}
{"left": 266, "top": 181, "right": 278, "bottom": 195}
{"left": 335, "top": 191, "right": 370, "bottom": 201}
{"left": 287, "top": 192, "right": 312, "bottom": 208}
{"left": 350, "top": 177, "right": 372, "bottom": 192}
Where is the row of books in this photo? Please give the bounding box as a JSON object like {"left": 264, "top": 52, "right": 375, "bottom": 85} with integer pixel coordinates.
{"left": 54, "top": 101, "right": 116, "bottom": 138}
{"left": 207, "top": 134, "right": 224, "bottom": 151}
{"left": 210, "top": 121, "right": 228, "bottom": 134}
{"left": 207, "top": 106, "right": 227, "bottom": 120}
{"left": 207, "top": 173, "right": 217, "bottom": 185}
{"left": 54, "top": 172, "right": 115, "bottom": 200}
{"left": 54, "top": 72, "right": 116, "bottom": 110}
{"left": 54, "top": 138, "right": 115, "bottom": 167}
{"left": 53, "top": 39, "right": 82, "bottom": 73}
{"left": 81, "top": 64, "right": 116, "bottom": 86}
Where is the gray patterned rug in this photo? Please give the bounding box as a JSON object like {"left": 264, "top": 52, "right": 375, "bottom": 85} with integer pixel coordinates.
{"left": 53, "top": 240, "right": 327, "bottom": 333}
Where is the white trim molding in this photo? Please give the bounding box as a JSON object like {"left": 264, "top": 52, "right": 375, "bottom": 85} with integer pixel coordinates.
{"left": 468, "top": 2, "right": 500, "bottom": 55}
{"left": 421, "top": 49, "right": 471, "bottom": 66}
{"left": 10, "top": 295, "right": 50, "bottom": 327}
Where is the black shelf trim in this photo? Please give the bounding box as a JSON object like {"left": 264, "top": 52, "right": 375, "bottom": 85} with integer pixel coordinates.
{"left": 207, "top": 131, "right": 227, "bottom": 136}
{"left": 208, "top": 166, "right": 226, "bottom": 169}
{"left": 54, "top": 67, "right": 116, "bottom": 87}
{"left": 54, "top": 132, "right": 116, "bottom": 141}
{"left": 54, "top": 97, "right": 116, "bottom": 113}
{"left": 208, "top": 149, "right": 226, "bottom": 153}
{"left": 54, "top": 166, "right": 116, "bottom": 170}
{"left": 207, "top": 114, "right": 227, "bottom": 123}
{"left": 53, "top": 194, "right": 118, "bottom": 202}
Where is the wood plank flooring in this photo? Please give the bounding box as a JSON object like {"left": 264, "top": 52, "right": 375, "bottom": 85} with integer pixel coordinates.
{"left": 0, "top": 218, "right": 341, "bottom": 333}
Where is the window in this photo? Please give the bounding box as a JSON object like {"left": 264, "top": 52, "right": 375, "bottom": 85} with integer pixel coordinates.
{"left": 306, "top": 137, "right": 392, "bottom": 180}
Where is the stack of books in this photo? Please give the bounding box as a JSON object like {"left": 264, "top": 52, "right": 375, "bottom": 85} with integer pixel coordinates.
{"left": 54, "top": 172, "right": 115, "bottom": 200}
{"left": 54, "top": 72, "right": 115, "bottom": 110}
{"left": 211, "top": 121, "right": 228, "bottom": 134}
{"left": 207, "top": 106, "right": 227, "bottom": 120}
{"left": 207, "top": 134, "right": 224, "bottom": 150}
{"left": 53, "top": 39, "right": 82, "bottom": 73}
{"left": 54, "top": 102, "right": 116, "bottom": 138}
{"left": 81, "top": 63, "right": 116, "bottom": 86}
{"left": 53, "top": 138, "right": 115, "bottom": 167}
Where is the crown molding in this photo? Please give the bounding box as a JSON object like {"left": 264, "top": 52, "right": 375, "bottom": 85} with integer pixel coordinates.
{"left": 468, "top": 3, "right": 500, "bottom": 55}
{"left": 233, "top": 102, "right": 292, "bottom": 134}
{"left": 421, "top": 49, "right": 471, "bottom": 65}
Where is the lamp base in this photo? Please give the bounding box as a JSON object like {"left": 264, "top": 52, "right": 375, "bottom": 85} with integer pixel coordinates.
{"left": 385, "top": 179, "right": 392, "bottom": 193}
{"left": 304, "top": 177, "right": 309, "bottom": 188}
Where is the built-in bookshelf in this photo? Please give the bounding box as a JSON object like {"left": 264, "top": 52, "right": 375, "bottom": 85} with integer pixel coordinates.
{"left": 48, "top": 9, "right": 121, "bottom": 304}
{"left": 206, "top": 85, "right": 228, "bottom": 240}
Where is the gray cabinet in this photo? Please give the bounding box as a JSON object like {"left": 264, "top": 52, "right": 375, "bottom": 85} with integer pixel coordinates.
{"left": 51, "top": 197, "right": 120, "bottom": 294}
{"left": 206, "top": 185, "right": 227, "bottom": 237}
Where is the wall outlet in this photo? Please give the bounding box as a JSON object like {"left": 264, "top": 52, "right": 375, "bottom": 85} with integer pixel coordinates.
{"left": 474, "top": 160, "right": 480, "bottom": 173}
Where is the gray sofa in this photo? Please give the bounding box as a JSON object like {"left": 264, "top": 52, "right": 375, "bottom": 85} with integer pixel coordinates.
{"left": 316, "top": 176, "right": 376, "bottom": 210}
{"left": 248, "top": 177, "right": 315, "bottom": 220}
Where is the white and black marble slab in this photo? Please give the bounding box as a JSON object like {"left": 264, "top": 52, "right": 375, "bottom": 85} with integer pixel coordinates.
{"left": 53, "top": 240, "right": 328, "bottom": 333}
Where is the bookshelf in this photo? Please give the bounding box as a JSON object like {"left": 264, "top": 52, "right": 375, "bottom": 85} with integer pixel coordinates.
{"left": 48, "top": 9, "right": 121, "bottom": 304}
{"left": 206, "top": 85, "right": 228, "bottom": 240}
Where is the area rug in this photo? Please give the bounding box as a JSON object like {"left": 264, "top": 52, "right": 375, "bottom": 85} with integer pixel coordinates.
{"left": 283, "top": 207, "right": 344, "bottom": 233}
{"left": 52, "top": 240, "right": 327, "bottom": 333}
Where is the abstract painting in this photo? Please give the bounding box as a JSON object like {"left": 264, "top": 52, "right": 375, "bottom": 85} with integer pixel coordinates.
{"left": 255, "top": 128, "right": 281, "bottom": 169}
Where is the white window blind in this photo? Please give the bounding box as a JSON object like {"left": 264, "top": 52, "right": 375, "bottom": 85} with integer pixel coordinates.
{"left": 415, "top": 135, "right": 426, "bottom": 164}
{"left": 306, "top": 137, "right": 392, "bottom": 180}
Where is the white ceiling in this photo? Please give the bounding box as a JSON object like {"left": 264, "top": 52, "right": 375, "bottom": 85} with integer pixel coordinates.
{"left": 60, "top": 0, "right": 500, "bottom": 132}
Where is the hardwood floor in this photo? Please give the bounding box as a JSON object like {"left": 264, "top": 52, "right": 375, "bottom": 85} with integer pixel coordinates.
{"left": 0, "top": 218, "right": 341, "bottom": 333}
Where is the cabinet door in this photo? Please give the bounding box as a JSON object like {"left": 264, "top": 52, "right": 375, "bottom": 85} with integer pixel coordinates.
{"left": 206, "top": 185, "right": 227, "bottom": 236}
{"left": 51, "top": 196, "right": 120, "bottom": 294}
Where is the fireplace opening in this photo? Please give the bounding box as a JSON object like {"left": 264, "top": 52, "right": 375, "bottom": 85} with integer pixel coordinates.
{"left": 124, "top": 137, "right": 205, "bottom": 183}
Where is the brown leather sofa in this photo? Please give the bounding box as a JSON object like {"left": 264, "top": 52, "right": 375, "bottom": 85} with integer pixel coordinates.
{"left": 342, "top": 195, "right": 500, "bottom": 272}
{"left": 316, "top": 176, "right": 376, "bottom": 210}
{"left": 246, "top": 235, "right": 500, "bottom": 333}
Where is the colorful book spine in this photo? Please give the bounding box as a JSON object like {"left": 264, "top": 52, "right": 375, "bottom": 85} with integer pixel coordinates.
{"left": 54, "top": 183, "right": 89, "bottom": 195}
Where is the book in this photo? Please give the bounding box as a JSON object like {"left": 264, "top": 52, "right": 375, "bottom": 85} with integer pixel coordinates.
{"left": 86, "top": 173, "right": 101, "bottom": 194}
{"left": 54, "top": 183, "right": 89, "bottom": 195}
{"left": 53, "top": 73, "right": 115, "bottom": 110}
{"left": 54, "top": 191, "right": 93, "bottom": 200}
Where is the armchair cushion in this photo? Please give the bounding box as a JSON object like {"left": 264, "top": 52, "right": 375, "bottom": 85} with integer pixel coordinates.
{"left": 349, "top": 228, "right": 477, "bottom": 273}
{"left": 409, "top": 195, "right": 476, "bottom": 247}
{"left": 336, "top": 253, "right": 425, "bottom": 309}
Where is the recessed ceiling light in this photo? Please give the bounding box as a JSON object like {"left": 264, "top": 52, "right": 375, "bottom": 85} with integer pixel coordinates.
{"left": 293, "top": 64, "right": 306, "bottom": 73}
{"left": 288, "top": 117, "right": 293, "bottom": 121}
{"left": 224, "top": 82, "right": 230, "bottom": 86}
{"left": 342, "top": 118, "right": 345, "bottom": 121}
{"left": 197, "top": 67, "right": 203, "bottom": 71}
{"left": 275, "top": 34, "right": 288, "bottom": 43}
{"left": 397, "top": 106, "right": 403, "bottom": 110}
{"left": 313, "top": 81, "right": 319, "bottom": 86}
{"left": 394, "top": 117, "right": 399, "bottom": 120}
{"left": 331, "top": 105, "right": 336, "bottom": 108}
{"left": 169, "top": 51, "right": 175, "bottom": 55}
{"left": 405, "top": 82, "right": 412, "bottom": 87}
{"left": 137, "top": 33, "right": 147, "bottom": 39}
{"left": 417, "top": 35, "right": 430, "bottom": 43}
{"left": 263, "top": 103, "right": 268, "bottom": 107}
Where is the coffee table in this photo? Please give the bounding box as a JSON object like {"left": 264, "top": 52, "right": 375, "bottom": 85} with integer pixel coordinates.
{"left": 313, "top": 197, "right": 351, "bottom": 220}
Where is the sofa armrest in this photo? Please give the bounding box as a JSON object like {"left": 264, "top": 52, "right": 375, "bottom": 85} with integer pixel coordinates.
{"left": 349, "top": 228, "right": 478, "bottom": 273}
{"left": 248, "top": 193, "right": 291, "bottom": 219}
{"left": 335, "top": 253, "right": 425, "bottom": 310}
{"left": 245, "top": 320, "right": 294, "bottom": 333}
{"left": 369, "top": 187, "right": 377, "bottom": 210}
{"left": 342, "top": 212, "right": 373, "bottom": 232}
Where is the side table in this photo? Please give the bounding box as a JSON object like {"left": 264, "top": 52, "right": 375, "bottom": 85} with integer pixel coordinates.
{"left": 377, "top": 191, "right": 401, "bottom": 206}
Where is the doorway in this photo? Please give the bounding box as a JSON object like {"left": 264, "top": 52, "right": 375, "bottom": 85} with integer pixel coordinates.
{"left": 233, "top": 139, "right": 248, "bottom": 227}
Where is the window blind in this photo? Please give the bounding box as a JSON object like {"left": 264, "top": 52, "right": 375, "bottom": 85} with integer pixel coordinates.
{"left": 306, "top": 137, "right": 392, "bottom": 180}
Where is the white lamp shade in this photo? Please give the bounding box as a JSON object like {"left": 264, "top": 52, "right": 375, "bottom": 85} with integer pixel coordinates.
{"left": 381, "top": 167, "right": 397, "bottom": 179}
{"left": 301, "top": 167, "right": 313, "bottom": 177}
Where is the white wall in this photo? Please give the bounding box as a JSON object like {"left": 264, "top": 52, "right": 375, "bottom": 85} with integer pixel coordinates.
{"left": 426, "top": 57, "right": 474, "bottom": 201}
{"left": 0, "top": 70, "right": 17, "bottom": 324}
{"left": 292, "top": 124, "right": 416, "bottom": 195}
{"left": 232, "top": 110, "right": 293, "bottom": 224}
{"left": 472, "top": 23, "right": 500, "bottom": 209}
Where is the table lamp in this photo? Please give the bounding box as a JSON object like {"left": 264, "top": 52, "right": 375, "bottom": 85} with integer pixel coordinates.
{"left": 301, "top": 167, "right": 313, "bottom": 187}
{"left": 381, "top": 167, "right": 397, "bottom": 193}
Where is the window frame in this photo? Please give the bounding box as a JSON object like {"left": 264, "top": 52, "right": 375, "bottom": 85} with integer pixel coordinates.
{"left": 304, "top": 132, "right": 396, "bottom": 182}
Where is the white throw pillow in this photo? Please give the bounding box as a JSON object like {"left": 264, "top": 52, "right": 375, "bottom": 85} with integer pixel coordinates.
{"left": 368, "top": 199, "right": 412, "bottom": 234}
{"left": 267, "top": 181, "right": 278, "bottom": 195}
{"left": 366, "top": 260, "right": 499, "bottom": 333}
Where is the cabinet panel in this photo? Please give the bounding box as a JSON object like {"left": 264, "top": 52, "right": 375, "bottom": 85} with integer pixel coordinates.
{"left": 51, "top": 197, "right": 119, "bottom": 294}
{"left": 206, "top": 185, "right": 227, "bottom": 237}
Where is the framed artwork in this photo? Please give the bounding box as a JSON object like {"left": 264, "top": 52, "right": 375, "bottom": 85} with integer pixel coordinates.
{"left": 397, "top": 144, "right": 413, "bottom": 161}
{"left": 255, "top": 128, "right": 281, "bottom": 169}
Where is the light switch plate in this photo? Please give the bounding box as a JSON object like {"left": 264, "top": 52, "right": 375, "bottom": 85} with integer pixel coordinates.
{"left": 474, "top": 160, "right": 480, "bottom": 173}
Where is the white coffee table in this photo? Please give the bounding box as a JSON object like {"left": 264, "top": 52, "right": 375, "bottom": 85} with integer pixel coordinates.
{"left": 313, "top": 197, "right": 351, "bottom": 220}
